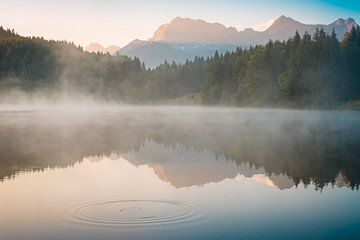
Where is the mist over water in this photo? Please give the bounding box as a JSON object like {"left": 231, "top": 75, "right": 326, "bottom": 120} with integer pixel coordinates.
{"left": 1, "top": 104, "right": 360, "bottom": 187}
{"left": 1, "top": 105, "right": 360, "bottom": 240}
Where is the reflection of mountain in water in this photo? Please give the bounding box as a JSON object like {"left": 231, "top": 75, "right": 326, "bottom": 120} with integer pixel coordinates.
{"left": 0, "top": 107, "right": 359, "bottom": 190}
{"left": 124, "top": 139, "right": 295, "bottom": 189}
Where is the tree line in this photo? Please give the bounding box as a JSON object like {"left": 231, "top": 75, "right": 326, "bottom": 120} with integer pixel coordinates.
{"left": 0, "top": 26, "right": 359, "bottom": 108}
{"left": 200, "top": 28, "right": 360, "bottom": 109}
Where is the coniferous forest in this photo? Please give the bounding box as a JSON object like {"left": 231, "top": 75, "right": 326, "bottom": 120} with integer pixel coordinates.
{"left": 0, "top": 26, "right": 360, "bottom": 109}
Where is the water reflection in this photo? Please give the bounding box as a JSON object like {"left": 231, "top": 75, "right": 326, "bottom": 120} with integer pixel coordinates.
{"left": 1, "top": 107, "right": 360, "bottom": 240}
{"left": 1, "top": 107, "right": 359, "bottom": 190}
{"left": 1, "top": 154, "right": 360, "bottom": 240}
{"left": 123, "top": 140, "right": 294, "bottom": 189}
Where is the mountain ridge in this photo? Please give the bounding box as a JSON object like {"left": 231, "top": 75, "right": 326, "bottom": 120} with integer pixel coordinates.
{"left": 84, "top": 42, "right": 120, "bottom": 54}
{"left": 149, "top": 15, "right": 357, "bottom": 44}
{"left": 116, "top": 15, "right": 358, "bottom": 67}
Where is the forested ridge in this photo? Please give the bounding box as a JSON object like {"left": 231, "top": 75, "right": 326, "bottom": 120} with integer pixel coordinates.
{"left": 0, "top": 26, "right": 359, "bottom": 108}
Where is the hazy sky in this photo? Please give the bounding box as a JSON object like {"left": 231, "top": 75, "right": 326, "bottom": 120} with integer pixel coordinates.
{"left": 0, "top": 0, "right": 359, "bottom": 47}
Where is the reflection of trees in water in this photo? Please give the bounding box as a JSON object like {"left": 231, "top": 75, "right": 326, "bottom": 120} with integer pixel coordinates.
{"left": 145, "top": 115, "right": 360, "bottom": 190}
{"left": 0, "top": 110, "right": 359, "bottom": 190}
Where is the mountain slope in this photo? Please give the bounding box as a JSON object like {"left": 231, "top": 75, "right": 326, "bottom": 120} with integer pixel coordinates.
{"left": 117, "top": 40, "right": 236, "bottom": 67}
{"left": 117, "top": 16, "right": 358, "bottom": 67}
{"left": 84, "top": 43, "right": 120, "bottom": 54}
{"left": 150, "top": 17, "right": 240, "bottom": 44}
{"left": 264, "top": 15, "right": 357, "bottom": 41}
{"left": 151, "top": 16, "right": 357, "bottom": 44}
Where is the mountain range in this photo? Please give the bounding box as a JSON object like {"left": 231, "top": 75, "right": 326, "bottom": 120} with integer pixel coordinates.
{"left": 108, "top": 15, "right": 357, "bottom": 67}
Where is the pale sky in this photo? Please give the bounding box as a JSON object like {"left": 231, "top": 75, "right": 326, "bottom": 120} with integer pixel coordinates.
{"left": 0, "top": 0, "right": 359, "bottom": 47}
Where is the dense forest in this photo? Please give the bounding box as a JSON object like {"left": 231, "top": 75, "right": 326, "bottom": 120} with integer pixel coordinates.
{"left": 0, "top": 26, "right": 360, "bottom": 108}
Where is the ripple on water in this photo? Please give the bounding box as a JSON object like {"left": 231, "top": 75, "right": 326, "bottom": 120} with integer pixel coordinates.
{"left": 66, "top": 199, "right": 204, "bottom": 228}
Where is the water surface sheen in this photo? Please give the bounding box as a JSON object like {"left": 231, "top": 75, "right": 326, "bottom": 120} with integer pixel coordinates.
{"left": 0, "top": 106, "right": 360, "bottom": 240}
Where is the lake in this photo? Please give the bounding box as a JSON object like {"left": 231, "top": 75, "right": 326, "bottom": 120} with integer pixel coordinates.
{"left": 1, "top": 106, "right": 360, "bottom": 240}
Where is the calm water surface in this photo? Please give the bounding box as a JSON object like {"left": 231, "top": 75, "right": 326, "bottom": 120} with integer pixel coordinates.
{"left": 1, "top": 106, "right": 360, "bottom": 240}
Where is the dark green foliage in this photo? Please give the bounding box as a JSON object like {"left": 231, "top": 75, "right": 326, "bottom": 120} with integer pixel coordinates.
{"left": 200, "top": 27, "right": 360, "bottom": 109}
{"left": 342, "top": 26, "right": 360, "bottom": 103}
{"left": 0, "top": 27, "right": 21, "bottom": 41}
{"left": 0, "top": 26, "right": 360, "bottom": 108}
{"left": 0, "top": 39, "right": 57, "bottom": 87}
{"left": 0, "top": 28, "right": 141, "bottom": 99}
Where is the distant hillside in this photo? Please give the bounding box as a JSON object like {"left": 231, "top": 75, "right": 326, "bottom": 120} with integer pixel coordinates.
{"left": 117, "top": 16, "right": 358, "bottom": 67}
{"left": 150, "top": 17, "right": 240, "bottom": 45}
{"left": 84, "top": 43, "right": 120, "bottom": 54}
{"left": 117, "top": 39, "right": 236, "bottom": 67}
